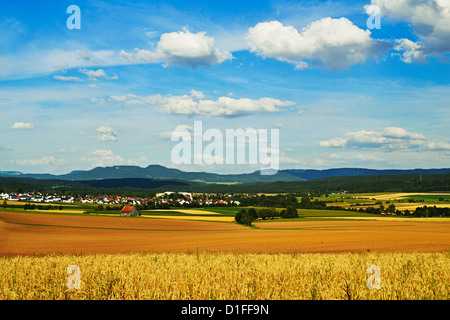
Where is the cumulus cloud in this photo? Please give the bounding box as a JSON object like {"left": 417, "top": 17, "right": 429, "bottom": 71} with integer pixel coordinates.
{"left": 120, "top": 28, "right": 233, "bottom": 68}
{"left": 371, "top": 0, "right": 450, "bottom": 59}
{"left": 318, "top": 137, "right": 347, "bottom": 148}
{"left": 96, "top": 126, "right": 118, "bottom": 141}
{"left": 393, "top": 38, "right": 427, "bottom": 63}
{"left": 319, "top": 127, "right": 450, "bottom": 151}
{"left": 107, "top": 90, "right": 295, "bottom": 117}
{"left": 11, "top": 122, "right": 34, "bottom": 130}
{"left": 245, "top": 18, "right": 390, "bottom": 70}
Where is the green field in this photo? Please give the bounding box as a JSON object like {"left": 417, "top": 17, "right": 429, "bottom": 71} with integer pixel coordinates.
{"left": 404, "top": 194, "right": 450, "bottom": 202}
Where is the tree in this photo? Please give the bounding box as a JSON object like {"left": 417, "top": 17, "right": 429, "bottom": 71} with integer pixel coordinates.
{"left": 258, "top": 208, "right": 277, "bottom": 220}
{"left": 2, "top": 200, "right": 7, "bottom": 209}
{"left": 281, "top": 205, "right": 298, "bottom": 218}
{"left": 299, "top": 196, "right": 310, "bottom": 208}
{"left": 247, "top": 208, "right": 258, "bottom": 220}
{"left": 388, "top": 204, "right": 396, "bottom": 214}
{"left": 235, "top": 209, "right": 246, "bottom": 223}
{"left": 240, "top": 214, "right": 254, "bottom": 226}
{"left": 235, "top": 209, "right": 255, "bottom": 226}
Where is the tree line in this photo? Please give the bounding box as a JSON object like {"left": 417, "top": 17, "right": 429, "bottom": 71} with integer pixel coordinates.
{"left": 235, "top": 206, "right": 299, "bottom": 226}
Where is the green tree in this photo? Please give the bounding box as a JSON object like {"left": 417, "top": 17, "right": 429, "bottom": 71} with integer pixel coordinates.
{"left": 235, "top": 209, "right": 255, "bottom": 226}
{"left": 240, "top": 214, "right": 254, "bottom": 226}
{"left": 235, "top": 209, "right": 246, "bottom": 223}
{"left": 247, "top": 208, "right": 258, "bottom": 220}
{"left": 388, "top": 203, "right": 396, "bottom": 214}
{"left": 281, "top": 205, "right": 298, "bottom": 218}
{"left": 299, "top": 196, "right": 310, "bottom": 208}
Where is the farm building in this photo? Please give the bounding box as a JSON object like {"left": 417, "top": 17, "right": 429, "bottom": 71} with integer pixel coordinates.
{"left": 120, "top": 206, "right": 140, "bottom": 217}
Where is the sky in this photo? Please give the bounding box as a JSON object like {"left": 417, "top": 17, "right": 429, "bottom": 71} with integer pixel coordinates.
{"left": 0, "top": 0, "right": 449, "bottom": 174}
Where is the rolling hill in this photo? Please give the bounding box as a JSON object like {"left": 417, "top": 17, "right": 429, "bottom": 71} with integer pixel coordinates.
{"left": 1, "top": 165, "right": 450, "bottom": 183}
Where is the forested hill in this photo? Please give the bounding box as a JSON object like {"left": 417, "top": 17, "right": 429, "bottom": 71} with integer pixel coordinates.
{"left": 0, "top": 173, "right": 448, "bottom": 196}
{"left": 1, "top": 165, "right": 450, "bottom": 183}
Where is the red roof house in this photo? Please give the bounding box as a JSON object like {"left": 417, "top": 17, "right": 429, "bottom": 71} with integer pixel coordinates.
{"left": 120, "top": 206, "right": 139, "bottom": 217}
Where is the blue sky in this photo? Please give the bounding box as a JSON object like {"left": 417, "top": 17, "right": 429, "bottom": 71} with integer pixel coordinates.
{"left": 0, "top": 0, "right": 449, "bottom": 174}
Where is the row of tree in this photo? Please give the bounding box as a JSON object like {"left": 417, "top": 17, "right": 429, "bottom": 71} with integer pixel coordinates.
{"left": 350, "top": 204, "right": 449, "bottom": 217}
{"left": 235, "top": 206, "right": 299, "bottom": 226}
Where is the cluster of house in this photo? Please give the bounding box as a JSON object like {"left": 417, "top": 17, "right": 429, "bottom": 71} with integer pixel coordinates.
{"left": 1, "top": 192, "right": 75, "bottom": 203}
{"left": 155, "top": 191, "right": 241, "bottom": 206}
{"left": 1, "top": 191, "right": 241, "bottom": 207}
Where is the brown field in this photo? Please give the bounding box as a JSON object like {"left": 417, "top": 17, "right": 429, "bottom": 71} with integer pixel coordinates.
{"left": 1, "top": 211, "right": 449, "bottom": 256}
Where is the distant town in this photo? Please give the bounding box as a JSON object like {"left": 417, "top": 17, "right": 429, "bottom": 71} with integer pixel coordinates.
{"left": 0, "top": 191, "right": 243, "bottom": 207}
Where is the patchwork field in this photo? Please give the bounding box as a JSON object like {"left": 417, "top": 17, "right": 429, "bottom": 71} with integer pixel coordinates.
{"left": 1, "top": 204, "right": 449, "bottom": 301}
{"left": 1, "top": 211, "right": 449, "bottom": 256}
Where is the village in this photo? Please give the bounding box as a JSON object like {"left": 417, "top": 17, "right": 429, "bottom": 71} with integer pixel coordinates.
{"left": 0, "top": 190, "right": 242, "bottom": 207}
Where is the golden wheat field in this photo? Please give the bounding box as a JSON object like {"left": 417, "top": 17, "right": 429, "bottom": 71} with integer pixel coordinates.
{"left": 0, "top": 252, "right": 448, "bottom": 300}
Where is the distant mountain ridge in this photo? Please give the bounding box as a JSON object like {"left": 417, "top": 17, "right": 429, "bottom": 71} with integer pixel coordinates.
{"left": 282, "top": 168, "right": 450, "bottom": 180}
{"left": 0, "top": 165, "right": 301, "bottom": 183}
{"left": 1, "top": 165, "right": 450, "bottom": 183}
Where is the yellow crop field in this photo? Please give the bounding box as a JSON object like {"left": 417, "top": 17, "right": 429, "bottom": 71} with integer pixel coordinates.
{"left": 0, "top": 252, "right": 448, "bottom": 300}
{"left": 142, "top": 215, "right": 235, "bottom": 222}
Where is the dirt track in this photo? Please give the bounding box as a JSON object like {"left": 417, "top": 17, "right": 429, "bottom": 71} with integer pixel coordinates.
{"left": 1, "top": 211, "right": 449, "bottom": 256}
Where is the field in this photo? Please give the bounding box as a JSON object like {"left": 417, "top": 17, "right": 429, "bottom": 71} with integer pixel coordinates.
{"left": 1, "top": 192, "right": 449, "bottom": 300}
{"left": 0, "top": 252, "right": 448, "bottom": 300}
{"left": 1, "top": 210, "right": 450, "bottom": 255}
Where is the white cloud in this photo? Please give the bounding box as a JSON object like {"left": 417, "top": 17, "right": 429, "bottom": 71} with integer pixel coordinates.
{"left": 382, "top": 127, "right": 426, "bottom": 140}
{"left": 90, "top": 97, "right": 106, "bottom": 106}
{"left": 107, "top": 91, "right": 295, "bottom": 117}
{"left": 319, "top": 127, "right": 450, "bottom": 151}
{"left": 121, "top": 28, "right": 233, "bottom": 68}
{"left": 246, "top": 18, "right": 390, "bottom": 70}
{"left": 11, "top": 122, "right": 34, "bottom": 130}
{"left": 119, "top": 49, "right": 134, "bottom": 62}
{"left": 81, "top": 69, "right": 106, "bottom": 80}
{"left": 393, "top": 39, "right": 427, "bottom": 63}
{"left": 96, "top": 126, "right": 118, "bottom": 141}
{"left": 318, "top": 137, "right": 347, "bottom": 147}
{"left": 371, "top": 0, "right": 450, "bottom": 59}
{"left": 53, "top": 75, "right": 83, "bottom": 82}
{"left": 12, "top": 156, "right": 62, "bottom": 166}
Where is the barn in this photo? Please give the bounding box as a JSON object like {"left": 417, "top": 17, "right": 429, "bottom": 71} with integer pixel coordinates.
{"left": 120, "top": 206, "right": 140, "bottom": 217}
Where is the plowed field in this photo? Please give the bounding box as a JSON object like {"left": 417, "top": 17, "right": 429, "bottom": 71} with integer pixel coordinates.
{"left": 1, "top": 211, "right": 449, "bottom": 256}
